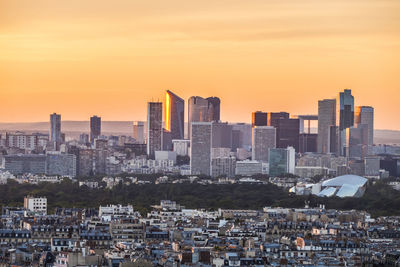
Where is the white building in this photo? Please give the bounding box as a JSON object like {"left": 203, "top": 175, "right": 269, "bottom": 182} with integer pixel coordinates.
{"left": 99, "top": 204, "right": 137, "bottom": 221}
{"left": 172, "top": 139, "right": 190, "bottom": 156}
{"left": 24, "top": 196, "right": 47, "bottom": 216}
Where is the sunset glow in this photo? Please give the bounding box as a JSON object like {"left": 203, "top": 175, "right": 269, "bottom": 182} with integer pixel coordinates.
{"left": 0, "top": 0, "right": 399, "bottom": 129}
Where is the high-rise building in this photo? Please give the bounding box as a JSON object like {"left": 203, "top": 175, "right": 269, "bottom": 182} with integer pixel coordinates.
{"left": 268, "top": 147, "right": 295, "bottom": 177}
{"left": 337, "top": 89, "right": 355, "bottom": 130}
{"left": 212, "top": 122, "right": 232, "bottom": 149}
{"left": 355, "top": 106, "right": 374, "bottom": 147}
{"left": 273, "top": 118, "right": 300, "bottom": 151}
{"left": 299, "top": 133, "right": 317, "bottom": 153}
{"left": 190, "top": 122, "right": 212, "bottom": 176}
{"left": 206, "top": 97, "right": 221, "bottom": 122}
{"left": 337, "top": 89, "right": 355, "bottom": 155}
{"left": 317, "top": 99, "right": 336, "bottom": 153}
{"left": 165, "top": 90, "right": 185, "bottom": 140}
{"left": 252, "top": 111, "right": 268, "bottom": 127}
{"left": 231, "top": 123, "right": 252, "bottom": 150}
{"left": 251, "top": 126, "right": 276, "bottom": 162}
{"left": 90, "top": 115, "right": 101, "bottom": 143}
{"left": 346, "top": 124, "right": 368, "bottom": 159}
{"left": 50, "top": 113, "right": 61, "bottom": 149}
{"left": 268, "top": 112, "right": 289, "bottom": 126}
{"left": 162, "top": 128, "right": 173, "bottom": 151}
{"left": 133, "top": 121, "right": 146, "bottom": 144}
{"left": 147, "top": 102, "right": 163, "bottom": 158}
{"left": 188, "top": 96, "right": 220, "bottom": 139}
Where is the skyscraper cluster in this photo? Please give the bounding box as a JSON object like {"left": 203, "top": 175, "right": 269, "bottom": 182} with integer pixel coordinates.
{"left": 318, "top": 89, "right": 374, "bottom": 158}
{"left": 7, "top": 88, "right": 376, "bottom": 179}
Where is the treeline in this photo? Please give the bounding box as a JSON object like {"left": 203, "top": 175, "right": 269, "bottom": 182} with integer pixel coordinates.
{"left": 1, "top": 179, "right": 400, "bottom": 217}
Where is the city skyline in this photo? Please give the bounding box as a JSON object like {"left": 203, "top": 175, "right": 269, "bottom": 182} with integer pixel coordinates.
{"left": 0, "top": 89, "right": 395, "bottom": 131}
{"left": 1, "top": 0, "right": 399, "bottom": 130}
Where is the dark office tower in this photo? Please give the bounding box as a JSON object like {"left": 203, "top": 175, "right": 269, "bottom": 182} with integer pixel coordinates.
{"left": 50, "top": 113, "right": 61, "bottom": 150}
{"left": 252, "top": 111, "right": 268, "bottom": 127}
{"left": 337, "top": 89, "right": 355, "bottom": 130}
{"left": 317, "top": 99, "right": 336, "bottom": 154}
{"left": 147, "top": 102, "right": 162, "bottom": 158}
{"left": 337, "top": 89, "right": 355, "bottom": 155}
{"left": 268, "top": 112, "right": 289, "bottom": 127}
{"left": 355, "top": 106, "right": 374, "bottom": 147}
{"left": 162, "top": 128, "right": 173, "bottom": 151}
{"left": 329, "top": 125, "right": 338, "bottom": 154}
{"left": 299, "top": 133, "right": 317, "bottom": 153}
{"left": 90, "top": 115, "right": 101, "bottom": 143}
{"left": 165, "top": 90, "right": 184, "bottom": 140}
{"left": 188, "top": 96, "right": 220, "bottom": 139}
{"left": 272, "top": 117, "right": 300, "bottom": 152}
{"left": 206, "top": 97, "right": 221, "bottom": 122}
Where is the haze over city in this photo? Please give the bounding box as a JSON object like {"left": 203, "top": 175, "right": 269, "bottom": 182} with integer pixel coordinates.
{"left": 1, "top": 0, "right": 399, "bottom": 130}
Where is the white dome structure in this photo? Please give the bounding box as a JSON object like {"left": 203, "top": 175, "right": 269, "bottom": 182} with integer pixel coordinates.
{"left": 318, "top": 175, "right": 368, "bottom": 198}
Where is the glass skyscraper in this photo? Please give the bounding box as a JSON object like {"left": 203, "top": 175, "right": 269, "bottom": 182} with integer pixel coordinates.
{"left": 165, "top": 90, "right": 185, "bottom": 140}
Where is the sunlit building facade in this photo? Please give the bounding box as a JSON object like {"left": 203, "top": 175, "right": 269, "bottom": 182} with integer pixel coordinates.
{"left": 165, "top": 90, "right": 184, "bottom": 140}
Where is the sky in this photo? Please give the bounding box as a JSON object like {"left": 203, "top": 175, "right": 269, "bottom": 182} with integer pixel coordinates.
{"left": 0, "top": 0, "right": 399, "bottom": 130}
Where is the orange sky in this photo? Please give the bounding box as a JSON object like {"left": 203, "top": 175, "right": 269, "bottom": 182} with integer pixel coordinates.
{"left": 0, "top": 0, "right": 399, "bottom": 129}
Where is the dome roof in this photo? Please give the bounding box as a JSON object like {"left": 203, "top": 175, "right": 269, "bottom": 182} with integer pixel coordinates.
{"left": 322, "top": 175, "right": 367, "bottom": 188}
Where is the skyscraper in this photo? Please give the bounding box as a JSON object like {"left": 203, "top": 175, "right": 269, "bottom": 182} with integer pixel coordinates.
{"left": 190, "top": 122, "right": 212, "bottom": 176}
{"left": 317, "top": 99, "right": 336, "bottom": 154}
{"left": 50, "top": 113, "right": 61, "bottom": 149}
{"left": 268, "top": 112, "right": 289, "bottom": 126}
{"left": 337, "top": 89, "right": 355, "bottom": 155}
{"left": 212, "top": 122, "right": 232, "bottom": 149}
{"left": 147, "top": 102, "right": 162, "bottom": 158}
{"left": 206, "top": 97, "right": 221, "bottom": 122}
{"left": 188, "top": 96, "right": 221, "bottom": 139}
{"left": 355, "top": 106, "right": 374, "bottom": 147}
{"left": 337, "top": 89, "right": 355, "bottom": 130}
{"left": 165, "top": 90, "right": 185, "bottom": 140}
{"left": 90, "top": 115, "right": 101, "bottom": 143}
{"left": 273, "top": 117, "right": 300, "bottom": 151}
{"left": 252, "top": 111, "right": 268, "bottom": 127}
{"left": 251, "top": 126, "right": 276, "bottom": 162}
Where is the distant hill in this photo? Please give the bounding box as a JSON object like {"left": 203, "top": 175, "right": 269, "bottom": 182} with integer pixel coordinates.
{"left": 0, "top": 121, "right": 399, "bottom": 145}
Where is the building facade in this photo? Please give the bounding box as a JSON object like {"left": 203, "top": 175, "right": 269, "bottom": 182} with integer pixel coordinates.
{"left": 147, "top": 102, "right": 163, "bottom": 158}
{"left": 190, "top": 122, "right": 212, "bottom": 176}
{"left": 165, "top": 90, "right": 185, "bottom": 140}
{"left": 269, "top": 147, "right": 295, "bottom": 177}
{"left": 318, "top": 99, "right": 336, "bottom": 154}
{"left": 251, "top": 126, "right": 276, "bottom": 162}
{"left": 90, "top": 115, "right": 101, "bottom": 143}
